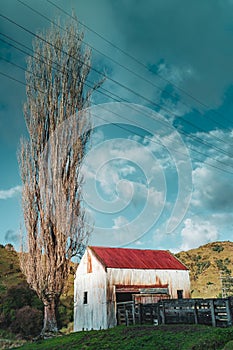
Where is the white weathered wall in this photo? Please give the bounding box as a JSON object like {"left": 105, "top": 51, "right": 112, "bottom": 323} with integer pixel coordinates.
{"left": 106, "top": 268, "right": 191, "bottom": 327}
{"left": 74, "top": 248, "right": 107, "bottom": 331}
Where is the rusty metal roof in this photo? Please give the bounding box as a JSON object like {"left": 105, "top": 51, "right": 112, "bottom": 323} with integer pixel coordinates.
{"left": 89, "top": 246, "right": 188, "bottom": 270}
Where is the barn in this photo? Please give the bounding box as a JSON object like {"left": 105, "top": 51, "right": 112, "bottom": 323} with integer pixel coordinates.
{"left": 74, "top": 246, "right": 190, "bottom": 331}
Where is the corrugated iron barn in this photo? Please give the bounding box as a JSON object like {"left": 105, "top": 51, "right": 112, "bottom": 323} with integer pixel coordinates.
{"left": 74, "top": 246, "right": 190, "bottom": 331}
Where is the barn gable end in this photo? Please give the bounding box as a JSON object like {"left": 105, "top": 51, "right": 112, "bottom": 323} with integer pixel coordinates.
{"left": 74, "top": 247, "right": 108, "bottom": 331}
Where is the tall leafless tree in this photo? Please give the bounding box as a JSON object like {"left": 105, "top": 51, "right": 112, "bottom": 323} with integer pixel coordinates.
{"left": 18, "top": 18, "right": 103, "bottom": 334}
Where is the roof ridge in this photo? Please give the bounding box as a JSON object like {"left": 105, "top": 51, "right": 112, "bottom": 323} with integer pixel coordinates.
{"left": 89, "top": 245, "right": 167, "bottom": 252}
{"left": 89, "top": 246, "right": 188, "bottom": 270}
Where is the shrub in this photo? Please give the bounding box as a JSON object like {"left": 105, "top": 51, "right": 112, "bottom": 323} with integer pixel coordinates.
{"left": 212, "top": 244, "right": 224, "bottom": 253}
{"left": 10, "top": 306, "right": 42, "bottom": 338}
{"left": 197, "top": 260, "right": 211, "bottom": 274}
{"left": 216, "top": 259, "right": 231, "bottom": 275}
{"left": 0, "top": 282, "right": 43, "bottom": 332}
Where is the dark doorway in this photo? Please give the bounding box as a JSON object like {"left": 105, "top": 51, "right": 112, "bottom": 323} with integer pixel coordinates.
{"left": 116, "top": 292, "right": 133, "bottom": 303}
{"left": 177, "top": 290, "right": 183, "bottom": 299}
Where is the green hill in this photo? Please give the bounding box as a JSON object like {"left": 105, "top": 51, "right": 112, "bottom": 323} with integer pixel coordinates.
{"left": 176, "top": 241, "right": 233, "bottom": 298}
{"left": 0, "top": 244, "right": 75, "bottom": 340}
{"left": 0, "top": 244, "right": 25, "bottom": 294}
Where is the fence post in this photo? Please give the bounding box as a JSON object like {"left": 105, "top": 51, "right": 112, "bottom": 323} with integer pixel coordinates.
{"left": 160, "top": 303, "right": 166, "bottom": 324}
{"left": 210, "top": 300, "right": 216, "bottom": 327}
{"left": 125, "top": 310, "right": 129, "bottom": 326}
{"left": 194, "top": 302, "right": 198, "bottom": 324}
{"left": 132, "top": 302, "right": 135, "bottom": 325}
{"left": 139, "top": 304, "right": 142, "bottom": 324}
{"left": 225, "top": 299, "right": 232, "bottom": 327}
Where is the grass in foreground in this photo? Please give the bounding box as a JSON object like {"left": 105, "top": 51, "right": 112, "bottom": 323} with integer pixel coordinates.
{"left": 0, "top": 329, "right": 26, "bottom": 349}
{"left": 13, "top": 324, "right": 233, "bottom": 350}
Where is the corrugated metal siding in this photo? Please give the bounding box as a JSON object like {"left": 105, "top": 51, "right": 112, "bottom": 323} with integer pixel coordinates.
{"left": 115, "top": 284, "right": 168, "bottom": 292}
{"left": 134, "top": 294, "right": 170, "bottom": 304}
{"left": 107, "top": 268, "right": 190, "bottom": 299}
{"left": 90, "top": 246, "right": 188, "bottom": 270}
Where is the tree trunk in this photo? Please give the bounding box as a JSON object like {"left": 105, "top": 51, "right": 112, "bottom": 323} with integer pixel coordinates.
{"left": 42, "top": 299, "right": 58, "bottom": 335}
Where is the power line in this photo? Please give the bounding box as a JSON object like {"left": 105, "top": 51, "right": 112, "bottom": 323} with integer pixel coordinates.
{"left": 46, "top": 0, "right": 233, "bottom": 129}
{"left": 1, "top": 10, "right": 232, "bottom": 156}
{"left": 1, "top": 67, "right": 233, "bottom": 177}
{"left": 0, "top": 70, "right": 26, "bottom": 87}
{"left": 1, "top": 14, "right": 233, "bottom": 161}
{"left": 15, "top": 0, "right": 233, "bottom": 139}
{"left": 0, "top": 34, "right": 121, "bottom": 102}
{"left": 17, "top": 0, "right": 229, "bottom": 134}
{"left": 1, "top": 37, "right": 233, "bottom": 169}
{"left": 1, "top": 34, "right": 233, "bottom": 165}
{"left": 1, "top": 11, "right": 233, "bottom": 170}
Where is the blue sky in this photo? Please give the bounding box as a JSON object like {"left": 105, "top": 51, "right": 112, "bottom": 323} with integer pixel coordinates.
{"left": 1, "top": 0, "right": 233, "bottom": 252}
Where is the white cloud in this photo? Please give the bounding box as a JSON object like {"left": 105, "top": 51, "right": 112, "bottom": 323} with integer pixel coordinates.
{"left": 113, "top": 215, "right": 129, "bottom": 228}
{"left": 0, "top": 186, "right": 22, "bottom": 200}
{"left": 81, "top": 118, "right": 193, "bottom": 246}
{"left": 180, "top": 218, "right": 218, "bottom": 251}
{"left": 192, "top": 163, "right": 233, "bottom": 212}
{"left": 134, "top": 240, "right": 144, "bottom": 246}
{"left": 91, "top": 129, "right": 105, "bottom": 146}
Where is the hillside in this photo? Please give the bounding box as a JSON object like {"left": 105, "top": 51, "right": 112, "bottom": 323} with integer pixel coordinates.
{"left": 176, "top": 241, "right": 233, "bottom": 298}
{"left": 0, "top": 244, "right": 76, "bottom": 338}
{"left": 0, "top": 244, "right": 28, "bottom": 298}
{"left": 0, "top": 244, "right": 75, "bottom": 299}
{"left": 0, "top": 241, "right": 232, "bottom": 302}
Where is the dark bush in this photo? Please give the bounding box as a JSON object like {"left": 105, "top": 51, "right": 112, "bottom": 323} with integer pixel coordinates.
{"left": 196, "top": 260, "right": 211, "bottom": 274}
{"left": 2, "top": 282, "right": 43, "bottom": 311}
{"left": 0, "top": 282, "right": 43, "bottom": 332}
{"left": 216, "top": 259, "right": 231, "bottom": 275}
{"left": 10, "top": 306, "right": 43, "bottom": 337}
{"left": 224, "top": 257, "right": 231, "bottom": 265}
{"left": 212, "top": 244, "right": 224, "bottom": 253}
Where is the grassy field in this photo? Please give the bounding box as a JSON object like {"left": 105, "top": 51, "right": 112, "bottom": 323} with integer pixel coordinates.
{"left": 0, "top": 329, "right": 26, "bottom": 349}
{"left": 11, "top": 325, "right": 233, "bottom": 350}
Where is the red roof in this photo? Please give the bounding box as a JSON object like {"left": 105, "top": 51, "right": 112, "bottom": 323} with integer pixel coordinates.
{"left": 89, "top": 246, "right": 187, "bottom": 270}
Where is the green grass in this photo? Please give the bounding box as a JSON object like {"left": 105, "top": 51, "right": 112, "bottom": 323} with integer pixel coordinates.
{"left": 12, "top": 325, "right": 233, "bottom": 350}
{"left": 0, "top": 329, "right": 26, "bottom": 349}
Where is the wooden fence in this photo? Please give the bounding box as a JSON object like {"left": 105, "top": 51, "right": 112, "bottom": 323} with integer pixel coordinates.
{"left": 117, "top": 297, "right": 233, "bottom": 327}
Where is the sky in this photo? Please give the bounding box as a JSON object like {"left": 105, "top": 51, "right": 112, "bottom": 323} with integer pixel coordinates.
{"left": 0, "top": 0, "right": 233, "bottom": 252}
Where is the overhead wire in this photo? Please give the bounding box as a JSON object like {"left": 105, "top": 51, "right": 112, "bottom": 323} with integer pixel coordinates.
{"left": 0, "top": 10, "right": 232, "bottom": 154}
{"left": 1, "top": 10, "right": 233, "bottom": 174}
{"left": 15, "top": 0, "right": 233, "bottom": 140}
{"left": 1, "top": 14, "right": 233, "bottom": 162}
{"left": 46, "top": 0, "right": 233, "bottom": 129}
{"left": 1, "top": 61, "right": 233, "bottom": 177}
{"left": 0, "top": 36, "right": 124, "bottom": 106}
{"left": 1, "top": 31, "right": 233, "bottom": 163}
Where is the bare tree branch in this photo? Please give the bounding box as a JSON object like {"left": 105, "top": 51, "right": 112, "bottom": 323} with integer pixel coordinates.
{"left": 18, "top": 17, "right": 103, "bottom": 335}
